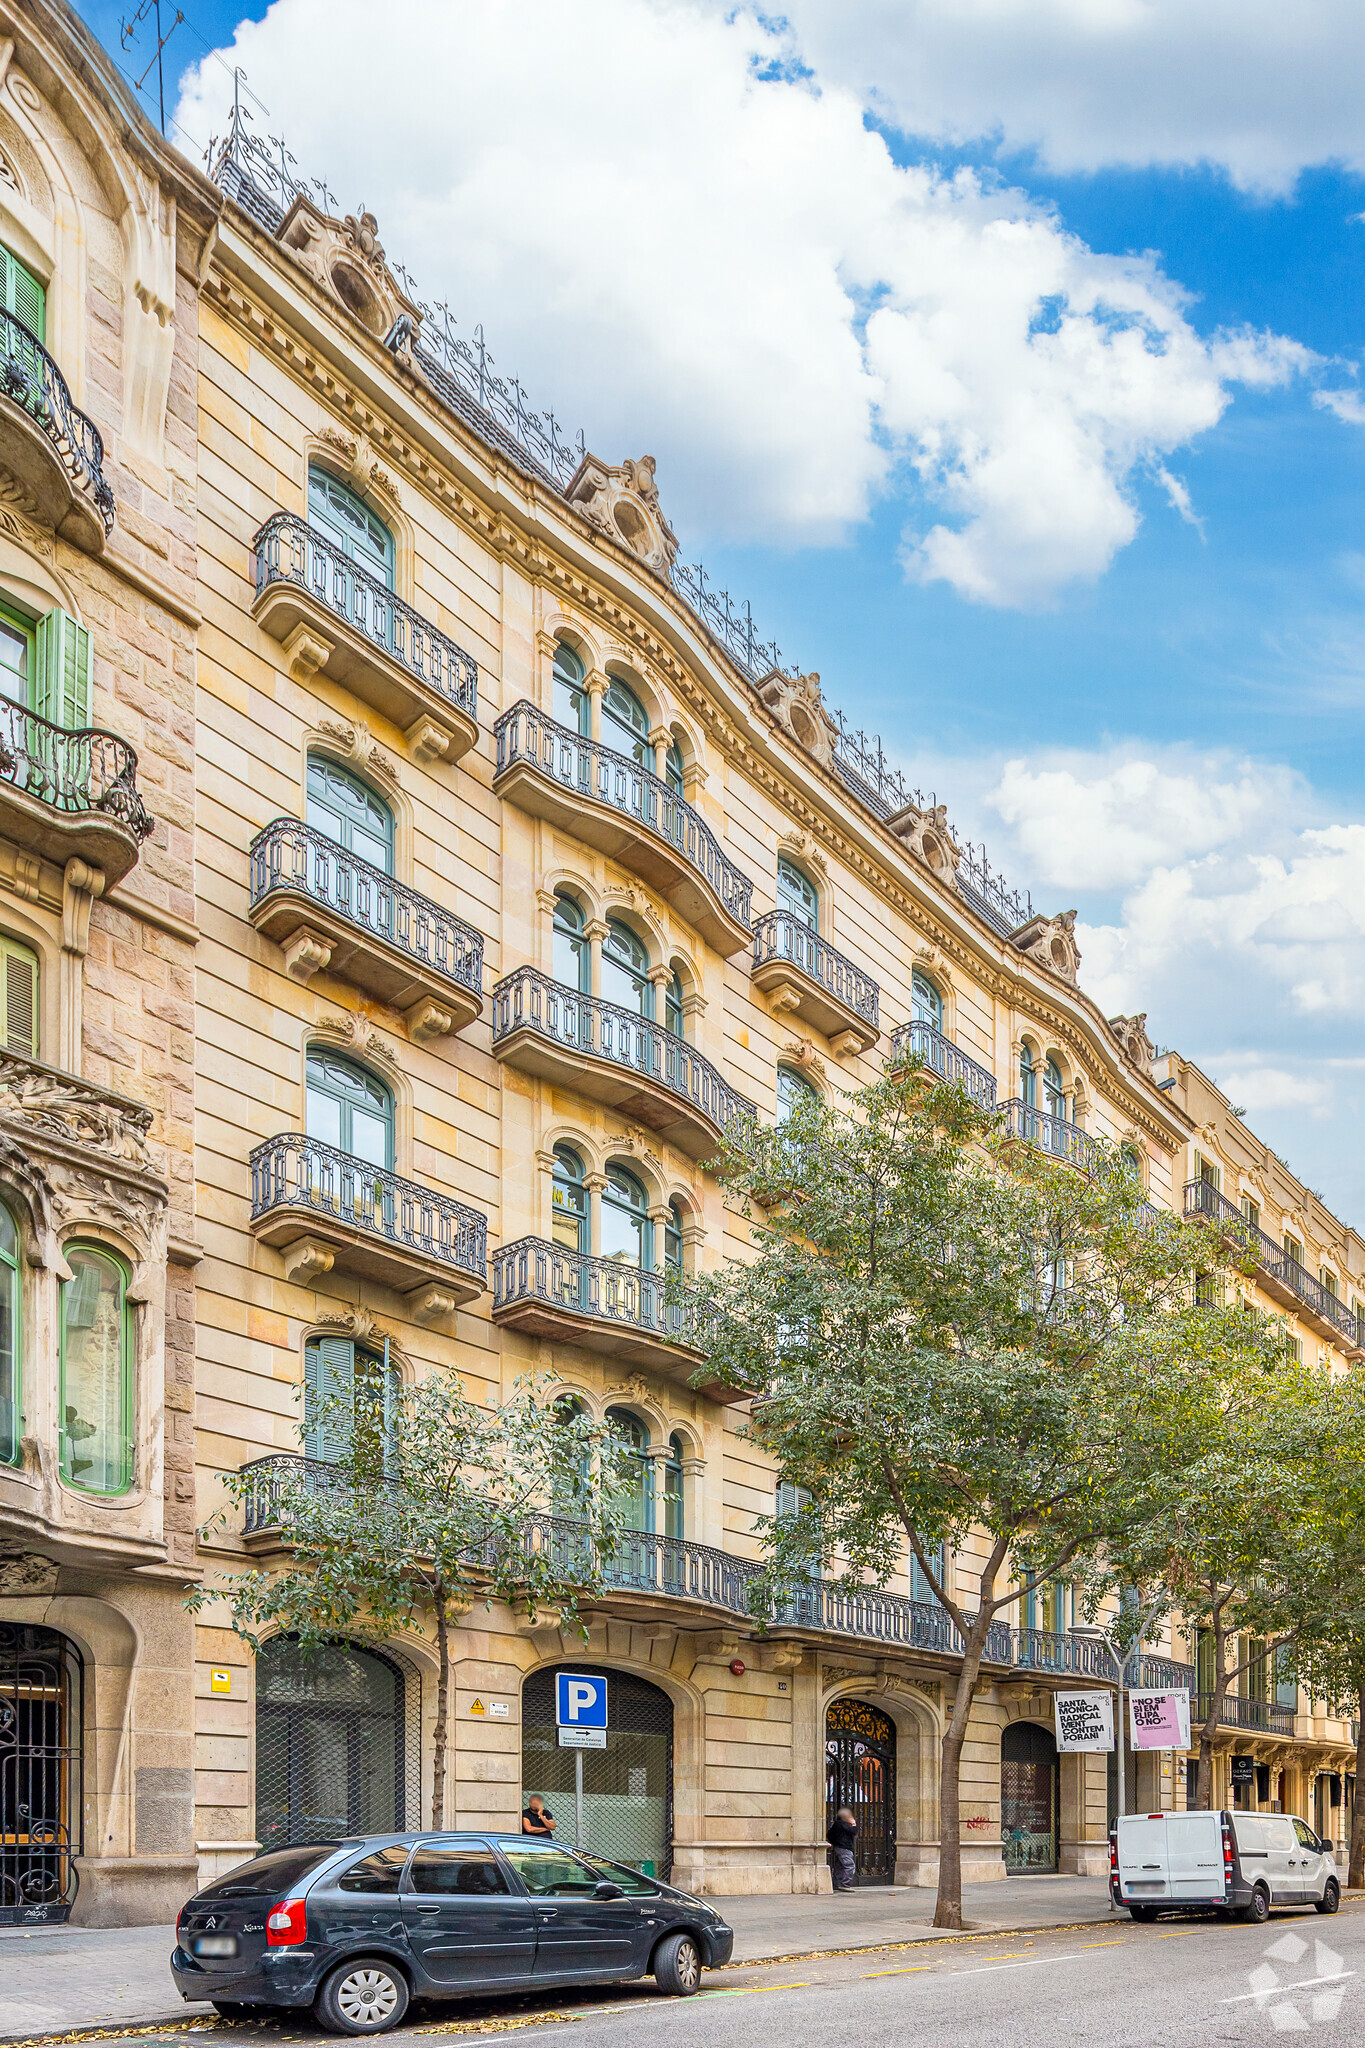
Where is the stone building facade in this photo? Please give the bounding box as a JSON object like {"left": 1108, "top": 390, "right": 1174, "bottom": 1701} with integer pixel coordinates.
{"left": 0, "top": 1, "right": 1354, "bottom": 1932}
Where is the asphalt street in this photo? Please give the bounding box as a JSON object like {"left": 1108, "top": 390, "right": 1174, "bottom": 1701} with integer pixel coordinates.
{"left": 4, "top": 1901, "right": 1365, "bottom": 2048}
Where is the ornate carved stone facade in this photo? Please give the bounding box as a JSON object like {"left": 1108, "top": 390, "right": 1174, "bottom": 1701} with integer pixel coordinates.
{"left": 566, "top": 451, "right": 679, "bottom": 575}
{"left": 1010, "top": 908, "right": 1082, "bottom": 984}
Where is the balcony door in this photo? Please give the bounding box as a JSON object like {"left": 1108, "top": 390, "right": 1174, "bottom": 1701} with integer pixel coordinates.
{"left": 307, "top": 465, "right": 394, "bottom": 588}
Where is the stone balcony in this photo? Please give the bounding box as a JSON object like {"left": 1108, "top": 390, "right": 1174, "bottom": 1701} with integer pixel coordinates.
{"left": 997, "top": 1097, "right": 1107, "bottom": 1175}
{"left": 749, "top": 909, "right": 880, "bottom": 1055}
{"left": 889, "top": 1017, "right": 998, "bottom": 1109}
{"left": 249, "top": 817, "right": 483, "bottom": 1040}
{"left": 251, "top": 513, "right": 480, "bottom": 763}
{"left": 249, "top": 1132, "right": 487, "bottom": 1315}
{"left": 0, "top": 699, "right": 153, "bottom": 888}
{"left": 1184, "top": 1178, "right": 1363, "bottom": 1356}
{"left": 492, "top": 701, "right": 754, "bottom": 956}
{"left": 0, "top": 309, "right": 115, "bottom": 553}
{"left": 491, "top": 964, "right": 753, "bottom": 1161}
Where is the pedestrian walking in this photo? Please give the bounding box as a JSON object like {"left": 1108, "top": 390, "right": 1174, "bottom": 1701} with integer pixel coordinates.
{"left": 827, "top": 1805, "right": 858, "bottom": 1890}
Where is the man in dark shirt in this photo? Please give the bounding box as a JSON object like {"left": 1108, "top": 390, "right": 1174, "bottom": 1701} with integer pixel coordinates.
{"left": 827, "top": 1806, "right": 858, "bottom": 1890}
{"left": 522, "top": 1794, "right": 556, "bottom": 1837}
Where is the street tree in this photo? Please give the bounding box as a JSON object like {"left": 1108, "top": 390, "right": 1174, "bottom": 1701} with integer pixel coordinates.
{"left": 190, "top": 1367, "right": 631, "bottom": 1829}
{"left": 691, "top": 1062, "right": 1281, "bottom": 1930}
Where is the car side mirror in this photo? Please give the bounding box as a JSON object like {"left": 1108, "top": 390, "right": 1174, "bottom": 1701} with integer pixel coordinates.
{"left": 593, "top": 1881, "right": 624, "bottom": 1900}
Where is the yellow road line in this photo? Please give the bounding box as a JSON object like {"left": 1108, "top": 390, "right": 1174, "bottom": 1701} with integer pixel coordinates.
{"left": 862, "top": 1967, "right": 932, "bottom": 1977}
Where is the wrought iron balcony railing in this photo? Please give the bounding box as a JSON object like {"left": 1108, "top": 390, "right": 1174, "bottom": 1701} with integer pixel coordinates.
{"left": 1193, "top": 1691, "right": 1296, "bottom": 1736}
{"left": 0, "top": 697, "right": 152, "bottom": 840}
{"left": 1015, "top": 1627, "right": 1116, "bottom": 1679}
{"left": 250, "top": 1133, "right": 487, "bottom": 1286}
{"left": 0, "top": 306, "right": 115, "bottom": 537}
{"left": 890, "top": 1017, "right": 998, "bottom": 1109}
{"left": 493, "top": 701, "right": 753, "bottom": 933}
{"left": 1183, "top": 1179, "right": 1361, "bottom": 1348}
{"left": 997, "top": 1098, "right": 1106, "bottom": 1175}
{"left": 250, "top": 817, "right": 483, "bottom": 1000}
{"left": 492, "top": 1234, "right": 709, "bottom": 1349}
{"left": 491, "top": 965, "right": 754, "bottom": 1140}
{"left": 253, "top": 513, "right": 479, "bottom": 721}
{"left": 750, "top": 909, "right": 879, "bottom": 1028}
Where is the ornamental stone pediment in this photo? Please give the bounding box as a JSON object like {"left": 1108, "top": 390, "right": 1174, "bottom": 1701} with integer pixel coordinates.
{"left": 566, "top": 453, "right": 679, "bottom": 576}
{"left": 888, "top": 799, "right": 961, "bottom": 883}
{"left": 1011, "top": 909, "right": 1081, "bottom": 985}
{"left": 757, "top": 668, "right": 838, "bottom": 769}
{"left": 1109, "top": 1012, "right": 1156, "bottom": 1069}
{"left": 277, "top": 195, "right": 422, "bottom": 342}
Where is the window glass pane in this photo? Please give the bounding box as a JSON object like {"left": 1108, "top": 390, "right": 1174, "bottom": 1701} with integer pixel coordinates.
{"left": 60, "top": 1248, "right": 128, "bottom": 1493}
{"left": 349, "top": 1106, "right": 391, "bottom": 1170}
{"left": 0, "top": 612, "right": 29, "bottom": 707}
{"left": 910, "top": 970, "right": 942, "bottom": 1030}
{"left": 602, "top": 1170, "right": 648, "bottom": 1267}
{"left": 665, "top": 741, "right": 686, "bottom": 798}
{"left": 500, "top": 1845, "right": 596, "bottom": 1895}
{"left": 552, "top": 646, "right": 589, "bottom": 734}
{"left": 601, "top": 923, "right": 650, "bottom": 1016}
{"left": 578, "top": 1854, "right": 658, "bottom": 1895}
{"left": 776, "top": 1066, "right": 815, "bottom": 1125}
{"left": 602, "top": 680, "right": 649, "bottom": 765}
{"left": 336, "top": 1846, "right": 409, "bottom": 1893}
{"left": 305, "top": 1082, "right": 343, "bottom": 1151}
{"left": 665, "top": 973, "right": 684, "bottom": 1039}
{"left": 308, "top": 467, "right": 393, "bottom": 586}
{"left": 199, "top": 1845, "right": 339, "bottom": 1900}
{"left": 408, "top": 1847, "right": 509, "bottom": 1895}
{"left": 306, "top": 758, "right": 394, "bottom": 870}
{"left": 777, "top": 858, "right": 819, "bottom": 928}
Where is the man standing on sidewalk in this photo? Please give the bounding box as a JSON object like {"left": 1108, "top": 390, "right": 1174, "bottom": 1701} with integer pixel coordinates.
{"left": 828, "top": 1806, "right": 859, "bottom": 1890}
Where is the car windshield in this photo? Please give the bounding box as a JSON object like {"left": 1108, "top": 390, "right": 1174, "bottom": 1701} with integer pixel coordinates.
{"left": 197, "top": 1845, "right": 339, "bottom": 1899}
{"left": 500, "top": 1846, "right": 599, "bottom": 1896}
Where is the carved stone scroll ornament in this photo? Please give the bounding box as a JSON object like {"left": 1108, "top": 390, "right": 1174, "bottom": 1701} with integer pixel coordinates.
{"left": 1109, "top": 1012, "right": 1156, "bottom": 1069}
{"left": 565, "top": 452, "right": 679, "bottom": 575}
{"left": 756, "top": 669, "right": 837, "bottom": 769}
{"left": 277, "top": 195, "right": 422, "bottom": 342}
{"left": 0, "top": 1051, "right": 154, "bottom": 1170}
{"left": 1010, "top": 909, "right": 1081, "bottom": 985}
{"left": 0, "top": 1549, "right": 59, "bottom": 1595}
{"left": 888, "top": 801, "right": 961, "bottom": 883}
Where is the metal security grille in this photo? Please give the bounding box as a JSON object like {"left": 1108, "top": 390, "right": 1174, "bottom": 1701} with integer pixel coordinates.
{"left": 255, "top": 1638, "right": 419, "bottom": 1852}
{"left": 825, "top": 1697, "right": 896, "bottom": 1884}
{"left": 522, "top": 1666, "right": 673, "bottom": 1881}
{"left": 1001, "top": 1721, "right": 1058, "bottom": 1873}
{"left": 0, "top": 1623, "right": 81, "bottom": 1924}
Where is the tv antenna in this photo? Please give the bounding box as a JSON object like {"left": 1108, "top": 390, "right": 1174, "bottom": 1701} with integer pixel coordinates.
{"left": 120, "top": 0, "right": 186, "bottom": 135}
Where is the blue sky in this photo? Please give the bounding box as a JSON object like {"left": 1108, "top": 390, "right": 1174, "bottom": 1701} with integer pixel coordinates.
{"left": 77, "top": 0, "right": 1365, "bottom": 1220}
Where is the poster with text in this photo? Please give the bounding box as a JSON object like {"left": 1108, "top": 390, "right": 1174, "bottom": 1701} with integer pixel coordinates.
{"left": 1054, "top": 1691, "right": 1115, "bottom": 1752}
{"left": 1128, "top": 1688, "right": 1191, "bottom": 1750}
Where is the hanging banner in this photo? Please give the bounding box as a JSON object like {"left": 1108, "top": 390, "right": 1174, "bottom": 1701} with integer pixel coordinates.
{"left": 1054, "top": 1692, "right": 1115, "bottom": 1752}
{"left": 1129, "top": 1688, "right": 1191, "bottom": 1750}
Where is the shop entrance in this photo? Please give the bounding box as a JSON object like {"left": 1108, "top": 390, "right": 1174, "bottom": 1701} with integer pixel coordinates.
{"left": 0, "top": 1622, "right": 81, "bottom": 1924}
{"left": 255, "top": 1638, "right": 411, "bottom": 1851}
{"left": 522, "top": 1666, "right": 673, "bottom": 1879}
{"left": 1002, "top": 1720, "right": 1059, "bottom": 1873}
{"left": 824, "top": 1698, "right": 896, "bottom": 1884}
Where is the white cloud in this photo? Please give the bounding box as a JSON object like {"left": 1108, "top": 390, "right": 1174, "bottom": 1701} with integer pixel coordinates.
{"left": 177, "top": 0, "right": 1310, "bottom": 607}
{"left": 1315, "top": 388, "right": 1365, "bottom": 426}
{"left": 1211, "top": 1064, "right": 1329, "bottom": 1115}
{"left": 778, "top": 0, "right": 1365, "bottom": 195}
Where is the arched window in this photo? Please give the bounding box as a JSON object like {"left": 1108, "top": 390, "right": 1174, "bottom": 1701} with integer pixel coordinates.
{"left": 256, "top": 1637, "right": 406, "bottom": 1851}
{"left": 0, "top": 601, "right": 33, "bottom": 709}
{"left": 665, "top": 736, "right": 686, "bottom": 799}
{"left": 601, "top": 677, "right": 651, "bottom": 766}
{"left": 551, "top": 1145, "right": 588, "bottom": 1256}
{"left": 1121, "top": 1143, "right": 1143, "bottom": 1182}
{"left": 552, "top": 643, "right": 589, "bottom": 736}
{"left": 664, "top": 968, "right": 685, "bottom": 1039}
{"left": 777, "top": 856, "right": 819, "bottom": 932}
{"left": 59, "top": 1246, "right": 131, "bottom": 1495}
{"left": 1019, "top": 1045, "right": 1037, "bottom": 1108}
{"left": 552, "top": 892, "right": 590, "bottom": 994}
{"left": 306, "top": 756, "right": 394, "bottom": 873}
{"left": 776, "top": 1064, "right": 817, "bottom": 1126}
{"left": 601, "top": 919, "right": 652, "bottom": 1018}
{"left": 601, "top": 1165, "right": 651, "bottom": 1269}
{"left": 663, "top": 1432, "right": 685, "bottom": 1541}
{"left": 664, "top": 1200, "right": 684, "bottom": 1274}
{"left": 305, "top": 1049, "right": 394, "bottom": 1169}
{"left": 607, "top": 1406, "right": 654, "bottom": 1532}
{"left": 0, "top": 934, "right": 37, "bottom": 1058}
{"left": 0, "top": 1203, "right": 18, "bottom": 1467}
{"left": 1044, "top": 1057, "right": 1067, "bottom": 1121}
{"left": 911, "top": 969, "right": 943, "bottom": 1033}
{"left": 307, "top": 464, "right": 394, "bottom": 588}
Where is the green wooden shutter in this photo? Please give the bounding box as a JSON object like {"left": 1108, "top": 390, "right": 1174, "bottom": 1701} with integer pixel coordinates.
{"left": 34, "top": 609, "right": 91, "bottom": 729}
{"left": 0, "top": 246, "right": 45, "bottom": 342}
{"left": 303, "top": 1335, "right": 354, "bottom": 1462}
{"left": 0, "top": 938, "right": 37, "bottom": 1058}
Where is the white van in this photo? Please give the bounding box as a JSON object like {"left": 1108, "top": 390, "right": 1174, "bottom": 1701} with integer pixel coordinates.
{"left": 1110, "top": 1810, "right": 1339, "bottom": 1923}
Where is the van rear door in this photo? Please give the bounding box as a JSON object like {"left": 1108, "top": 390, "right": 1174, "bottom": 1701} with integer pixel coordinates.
{"left": 1116, "top": 1815, "right": 1169, "bottom": 1902}
{"left": 1165, "top": 1812, "right": 1223, "bottom": 1900}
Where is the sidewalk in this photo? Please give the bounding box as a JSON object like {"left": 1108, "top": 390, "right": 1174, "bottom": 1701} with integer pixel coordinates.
{"left": 0, "top": 1877, "right": 1117, "bottom": 2041}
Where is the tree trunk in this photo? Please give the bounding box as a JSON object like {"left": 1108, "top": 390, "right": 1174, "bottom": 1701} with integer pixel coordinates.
{"left": 1351, "top": 1684, "right": 1365, "bottom": 1890}
{"left": 431, "top": 1596, "right": 450, "bottom": 1830}
{"left": 1194, "top": 1612, "right": 1230, "bottom": 1810}
{"left": 933, "top": 1626, "right": 989, "bottom": 1930}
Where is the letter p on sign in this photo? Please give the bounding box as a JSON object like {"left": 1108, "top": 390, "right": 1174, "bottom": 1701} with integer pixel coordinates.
{"left": 556, "top": 1671, "right": 608, "bottom": 1729}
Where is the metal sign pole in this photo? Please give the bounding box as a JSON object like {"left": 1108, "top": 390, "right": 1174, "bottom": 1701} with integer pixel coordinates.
{"left": 575, "top": 1747, "right": 584, "bottom": 1851}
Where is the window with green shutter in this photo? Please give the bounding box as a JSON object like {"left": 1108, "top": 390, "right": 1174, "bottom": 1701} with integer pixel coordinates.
{"left": 0, "top": 244, "right": 45, "bottom": 343}
{"left": 303, "top": 1335, "right": 398, "bottom": 1474}
{"left": 34, "top": 607, "right": 91, "bottom": 729}
{"left": 0, "top": 936, "right": 37, "bottom": 1058}
{"left": 0, "top": 600, "right": 33, "bottom": 710}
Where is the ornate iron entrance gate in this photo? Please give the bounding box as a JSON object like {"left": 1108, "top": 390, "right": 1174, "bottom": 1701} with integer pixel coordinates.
{"left": 1001, "top": 1720, "right": 1058, "bottom": 1873}
{"left": 825, "top": 1697, "right": 896, "bottom": 1884}
{"left": 0, "top": 1623, "right": 81, "bottom": 1924}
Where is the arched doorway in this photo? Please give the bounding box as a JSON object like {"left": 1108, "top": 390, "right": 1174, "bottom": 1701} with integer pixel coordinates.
{"left": 1001, "top": 1721, "right": 1059, "bottom": 1873}
{"left": 825, "top": 1698, "right": 896, "bottom": 1884}
{"left": 255, "top": 1638, "right": 411, "bottom": 1852}
{"left": 0, "top": 1622, "right": 82, "bottom": 1923}
{"left": 522, "top": 1666, "right": 673, "bottom": 1880}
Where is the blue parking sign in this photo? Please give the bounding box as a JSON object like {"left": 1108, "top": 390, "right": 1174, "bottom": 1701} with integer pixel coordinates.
{"left": 556, "top": 1671, "right": 608, "bottom": 1729}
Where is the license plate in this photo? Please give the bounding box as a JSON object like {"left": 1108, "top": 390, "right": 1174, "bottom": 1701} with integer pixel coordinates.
{"left": 193, "top": 1935, "right": 239, "bottom": 1957}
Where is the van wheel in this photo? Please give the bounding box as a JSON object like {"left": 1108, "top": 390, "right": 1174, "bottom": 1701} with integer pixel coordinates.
{"left": 315, "top": 1959, "right": 409, "bottom": 2035}
{"left": 1241, "top": 1886, "right": 1271, "bottom": 1925}
{"left": 1129, "top": 1905, "right": 1158, "bottom": 1923}
{"left": 654, "top": 1931, "right": 702, "bottom": 1996}
{"left": 1316, "top": 1880, "right": 1340, "bottom": 1915}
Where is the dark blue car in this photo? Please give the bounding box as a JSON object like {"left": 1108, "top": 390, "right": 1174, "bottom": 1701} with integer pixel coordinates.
{"left": 171, "top": 1833, "right": 735, "bottom": 2033}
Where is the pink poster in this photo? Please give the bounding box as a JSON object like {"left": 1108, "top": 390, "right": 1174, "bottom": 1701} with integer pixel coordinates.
{"left": 1128, "top": 1688, "right": 1191, "bottom": 1750}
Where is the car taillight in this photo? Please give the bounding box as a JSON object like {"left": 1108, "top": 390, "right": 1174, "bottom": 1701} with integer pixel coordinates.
{"left": 266, "top": 1898, "right": 307, "bottom": 1945}
{"left": 1109, "top": 1836, "right": 1118, "bottom": 1872}
{"left": 1222, "top": 1828, "right": 1234, "bottom": 1883}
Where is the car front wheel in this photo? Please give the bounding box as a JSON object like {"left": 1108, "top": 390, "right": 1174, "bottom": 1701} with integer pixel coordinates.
{"left": 315, "top": 1958, "right": 410, "bottom": 2035}
{"left": 654, "top": 1931, "right": 702, "bottom": 1996}
{"left": 1316, "top": 1880, "right": 1340, "bottom": 1915}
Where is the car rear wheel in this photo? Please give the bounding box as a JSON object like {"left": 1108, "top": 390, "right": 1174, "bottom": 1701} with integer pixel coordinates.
{"left": 654, "top": 1931, "right": 702, "bottom": 1996}
{"left": 1128, "top": 1905, "right": 1158, "bottom": 1923}
{"left": 315, "top": 1959, "right": 409, "bottom": 2035}
{"left": 1316, "top": 1880, "right": 1340, "bottom": 1915}
{"left": 1241, "top": 1886, "right": 1271, "bottom": 1925}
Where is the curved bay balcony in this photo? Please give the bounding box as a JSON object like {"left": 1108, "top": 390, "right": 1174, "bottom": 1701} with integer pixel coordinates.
{"left": 1184, "top": 1178, "right": 1362, "bottom": 1355}
{"left": 492, "top": 1236, "right": 746, "bottom": 1403}
{"left": 749, "top": 909, "right": 879, "bottom": 1056}
{"left": 249, "top": 818, "right": 483, "bottom": 1039}
{"left": 492, "top": 702, "right": 753, "bottom": 956}
{"left": 250, "top": 1132, "right": 487, "bottom": 1311}
{"left": 0, "top": 308, "right": 115, "bottom": 552}
{"left": 491, "top": 964, "right": 753, "bottom": 1160}
{"left": 0, "top": 700, "right": 152, "bottom": 885}
{"left": 252, "top": 514, "right": 480, "bottom": 763}
{"left": 997, "top": 1097, "right": 1105, "bottom": 1175}
{"left": 890, "top": 1018, "right": 997, "bottom": 1109}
